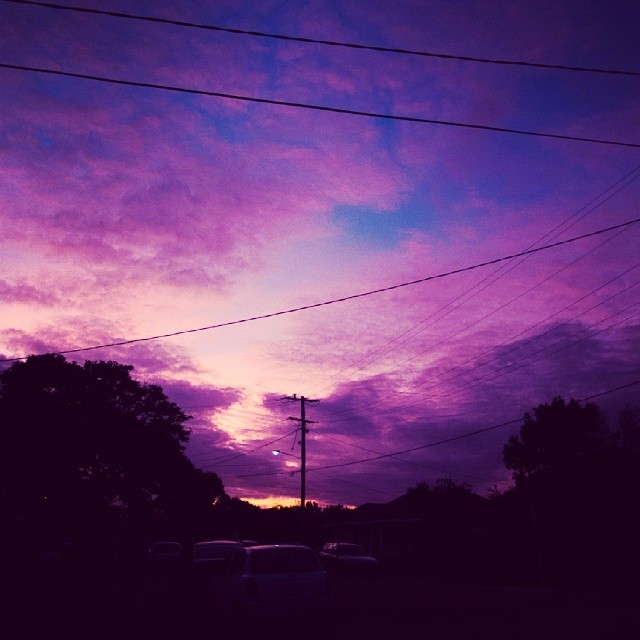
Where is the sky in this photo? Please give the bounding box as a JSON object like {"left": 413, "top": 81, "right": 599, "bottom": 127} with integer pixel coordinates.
{"left": 1, "top": 0, "right": 639, "bottom": 508}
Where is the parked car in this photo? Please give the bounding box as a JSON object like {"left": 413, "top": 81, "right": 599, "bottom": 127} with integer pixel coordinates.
{"left": 319, "top": 542, "right": 381, "bottom": 575}
{"left": 206, "top": 544, "right": 333, "bottom": 620}
{"left": 146, "top": 541, "right": 184, "bottom": 564}
{"left": 240, "top": 539, "right": 260, "bottom": 547}
{"left": 192, "top": 540, "right": 243, "bottom": 577}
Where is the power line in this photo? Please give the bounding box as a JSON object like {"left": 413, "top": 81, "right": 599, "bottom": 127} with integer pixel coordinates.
{"left": 311, "top": 468, "right": 399, "bottom": 500}
{"left": 318, "top": 431, "right": 510, "bottom": 488}
{"left": 313, "top": 222, "right": 638, "bottom": 422}
{"left": 429, "top": 278, "right": 640, "bottom": 393}
{"left": 404, "top": 302, "right": 640, "bottom": 415}
{"left": 309, "top": 167, "right": 640, "bottom": 398}
{"left": 231, "top": 375, "right": 640, "bottom": 480}
{"left": 183, "top": 405, "right": 288, "bottom": 425}
{"left": 2, "top": 62, "right": 639, "bottom": 148}
{"left": 440, "top": 303, "right": 640, "bottom": 399}
{"left": 4, "top": 0, "right": 639, "bottom": 77}
{"left": 321, "top": 300, "right": 640, "bottom": 425}
{"left": 195, "top": 428, "right": 299, "bottom": 469}
{"left": 310, "top": 176, "right": 640, "bottom": 421}
{"left": 377, "top": 222, "right": 634, "bottom": 387}
{"left": 401, "top": 273, "right": 640, "bottom": 405}
{"left": 2, "top": 217, "right": 638, "bottom": 364}
{"left": 583, "top": 379, "right": 640, "bottom": 401}
{"left": 301, "top": 378, "right": 640, "bottom": 475}
{"left": 305, "top": 420, "right": 522, "bottom": 473}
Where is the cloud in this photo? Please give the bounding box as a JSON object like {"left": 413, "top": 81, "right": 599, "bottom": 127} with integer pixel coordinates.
{"left": 2, "top": 0, "right": 639, "bottom": 508}
{"left": 0, "top": 280, "right": 58, "bottom": 306}
{"left": 160, "top": 378, "right": 241, "bottom": 414}
{"left": 0, "top": 317, "right": 205, "bottom": 377}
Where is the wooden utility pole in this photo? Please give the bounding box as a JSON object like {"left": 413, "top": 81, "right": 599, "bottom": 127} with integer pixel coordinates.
{"left": 284, "top": 394, "right": 318, "bottom": 509}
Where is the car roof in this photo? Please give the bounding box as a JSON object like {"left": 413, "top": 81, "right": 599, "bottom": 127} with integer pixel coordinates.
{"left": 194, "top": 539, "right": 242, "bottom": 547}
{"left": 246, "top": 544, "right": 313, "bottom": 552}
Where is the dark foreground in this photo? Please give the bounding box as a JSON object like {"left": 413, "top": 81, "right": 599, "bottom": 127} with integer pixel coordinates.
{"left": 8, "top": 559, "right": 640, "bottom": 640}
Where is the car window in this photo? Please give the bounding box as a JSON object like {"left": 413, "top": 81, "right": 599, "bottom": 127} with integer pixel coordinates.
{"left": 249, "top": 548, "right": 321, "bottom": 574}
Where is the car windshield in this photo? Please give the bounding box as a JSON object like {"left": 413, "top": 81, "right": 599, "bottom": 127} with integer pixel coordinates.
{"left": 249, "top": 548, "right": 321, "bottom": 574}
{"left": 338, "top": 544, "right": 369, "bottom": 556}
{"left": 195, "top": 543, "right": 238, "bottom": 559}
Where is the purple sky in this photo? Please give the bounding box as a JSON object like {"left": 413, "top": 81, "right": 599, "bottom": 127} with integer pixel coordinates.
{"left": 1, "top": 0, "right": 639, "bottom": 507}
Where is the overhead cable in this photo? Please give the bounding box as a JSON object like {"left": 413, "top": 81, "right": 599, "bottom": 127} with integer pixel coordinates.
{"left": 301, "top": 378, "right": 640, "bottom": 475}
{"left": 309, "top": 168, "right": 640, "bottom": 397}
{"left": 3, "top": 0, "right": 639, "bottom": 77}
{"left": 234, "top": 376, "right": 640, "bottom": 479}
{"left": 2, "top": 216, "right": 639, "bottom": 364}
{"left": 1, "top": 62, "right": 639, "bottom": 148}
{"left": 321, "top": 300, "right": 640, "bottom": 424}
{"left": 196, "top": 427, "right": 299, "bottom": 469}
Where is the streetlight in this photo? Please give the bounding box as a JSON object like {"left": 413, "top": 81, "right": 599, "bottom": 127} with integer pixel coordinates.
{"left": 272, "top": 449, "right": 303, "bottom": 508}
{"left": 272, "top": 449, "right": 300, "bottom": 458}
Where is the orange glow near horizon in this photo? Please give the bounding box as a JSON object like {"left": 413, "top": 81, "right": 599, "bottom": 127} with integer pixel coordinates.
{"left": 243, "top": 496, "right": 301, "bottom": 509}
{"left": 241, "top": 495, "right": 356, "bottom": 510}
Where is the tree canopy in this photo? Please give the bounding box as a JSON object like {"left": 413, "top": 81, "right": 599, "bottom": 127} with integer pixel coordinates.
{"left": 0, "top": 353, "right": 224, "bottom": 542}
{"left": 502, "top": 396, "right": 609, "bottom": 485}
{"left": 500, "top": 396, "right": 640, "bottom": 587}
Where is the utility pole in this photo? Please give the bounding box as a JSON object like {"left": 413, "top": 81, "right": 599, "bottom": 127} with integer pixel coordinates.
{"left": 284, "top": 394, "right": 318, "bottom": 509}
{"left": 284, "top": 394, "right": 319, "bottom": 544}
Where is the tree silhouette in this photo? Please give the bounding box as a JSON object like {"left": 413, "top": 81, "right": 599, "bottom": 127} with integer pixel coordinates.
{"left": 615, "top": 404, "right": 640, "bottom": 452}
{"left": 0, "top": 353, "right": 224, "bottom": 545}
{"left": 502, "top": 396, "right": 609, "bottom": 485}
{"left": 500, "top": 396, "right": 640, "bottom": 587}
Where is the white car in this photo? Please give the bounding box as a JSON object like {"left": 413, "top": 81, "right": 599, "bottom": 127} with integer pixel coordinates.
{"left": 207, "top": 544, "right": 333, "bottom": 620}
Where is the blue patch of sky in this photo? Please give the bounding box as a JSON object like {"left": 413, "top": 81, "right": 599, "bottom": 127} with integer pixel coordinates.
{"left": 198, "top": 104, "right": 253, "bottom": 144}
{"left": 178, "top": 4, "right": 286, "bottom": 148}
{"left": 36, "top": 130, "right": 53, "bottom": 149}
{"left": 32, "top": 75, "right": 90, "bottom": 103}
{"left": 445, "top": 128, "right": 564, "bottom": 208}
{"left": 331, "top": 195, "right": 440, "bottom": 248}
{"left": 515, "top": 73, "right": 634, "bottom": 129}
{"left": 374, "top": 113, "right": 399, "bottom": 156}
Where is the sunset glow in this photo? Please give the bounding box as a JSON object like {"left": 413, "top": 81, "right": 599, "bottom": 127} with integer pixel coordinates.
{"left": 1, "top": 0, "right": 639, "bottom": 508}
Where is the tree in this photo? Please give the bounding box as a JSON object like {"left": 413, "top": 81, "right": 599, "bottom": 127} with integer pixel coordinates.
{"left": 503, "top": 396, "right": 609, "bottom": 485}
{"left": 500, "top": 396, "right": 640, "bottom": 588}
{"left": 0, "top": 353, "right": 224, "bottom": 543}
{"left": 615, "top": 404, "right": 640, "bottom": 452}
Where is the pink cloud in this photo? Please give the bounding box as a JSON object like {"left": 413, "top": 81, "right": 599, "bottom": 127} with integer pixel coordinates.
{"left": 0, "top": 280, "right": 58, "bottom": 305}
{"left": 2, "top": 0, "right": 639, "bottom": 507}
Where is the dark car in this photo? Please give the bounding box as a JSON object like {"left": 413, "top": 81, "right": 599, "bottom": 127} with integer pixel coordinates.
{"left": 146, "top": 541, "right": 184, "bottom": 564}
{"left": 206, "top": 544, "right": 333, "bottom": 620}
{"left": 192, "top": 540, "right": 243, "bottom": 577}
{"left": 145, "top": 541, "right": 185, "bottom": 575}
{"left": 319, "top": 542, "right": 381, "bottom": 576}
